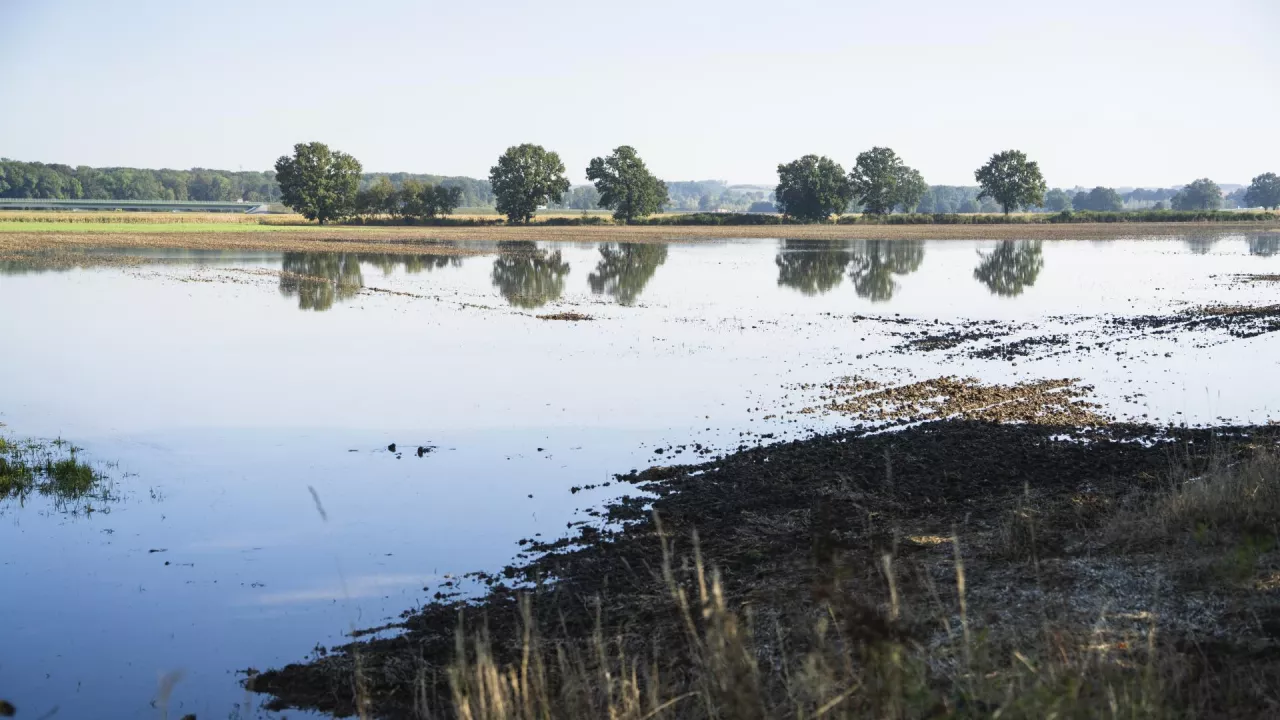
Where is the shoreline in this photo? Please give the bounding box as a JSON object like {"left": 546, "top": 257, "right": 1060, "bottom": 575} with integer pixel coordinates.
{"left": 248, "top": 417, "right": 1280, "bottom": 718}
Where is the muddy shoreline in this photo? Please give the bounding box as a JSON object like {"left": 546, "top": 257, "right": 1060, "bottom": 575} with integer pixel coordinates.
{"left": 248, "top": 418, "right": 1280, "bottom": 718}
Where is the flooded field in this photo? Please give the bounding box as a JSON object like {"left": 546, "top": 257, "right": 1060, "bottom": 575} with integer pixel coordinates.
{"left": 2, "top": 233, "right": 1279, "bottom": 718}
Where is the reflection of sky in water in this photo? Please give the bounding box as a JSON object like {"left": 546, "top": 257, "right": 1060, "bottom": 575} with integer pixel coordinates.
{"left": 0, "top": 235, "right": 1278, "bottom": 717}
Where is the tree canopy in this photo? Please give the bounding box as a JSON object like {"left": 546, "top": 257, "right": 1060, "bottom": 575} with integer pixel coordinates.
{"left": 274, "top": 142, "right": 363, "bottom": 224}
{"left": 848, "top": 147, "right": 926, "bottom": 216}
{"left": 774, "top": 155, "right": 852, "bottom": 223}
{"left": 1171, "top": 179, "right": 1223, "bottom": 211}
{"left": 1244, "top": 173, "right": 1280, "bottom": 210}
{"left": 974, "top": 150, "right": 1047, "bottom": 215}
{"left": 489, "top": 144, "right": 571, "bottom": 223}
{"left": 585, "top": 146, "right": 668, "bottom": 222}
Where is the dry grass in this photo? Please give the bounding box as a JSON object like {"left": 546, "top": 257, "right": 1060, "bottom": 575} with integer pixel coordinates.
{"left": 442, "top": 525, "right": 1176, "bottom": 720}
{"left": 1135, "top": 448, "right": 1280, "bottom": 541}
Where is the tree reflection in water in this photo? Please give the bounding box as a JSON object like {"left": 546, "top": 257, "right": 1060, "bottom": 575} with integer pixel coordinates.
{"left": 847, "top": 239, "right": 924, "bottom": 302}
{"left": 490, "top": 241, "right": 571, "bottom": 309}
{"left": 278, "top": 252, "right": 465, "bottom": 311}
{"left": 1184, "top": 235, "right": 1219, "bottom": 255}
{"left": 775, "top": 240, "right": 854, "bottom": 296}
{"left": 1249, "top": 234, "right": 1280, "bottom": 257}
{"left": 775, "top": 239, "right": 923, "bottom": 301}
{"left": 279, "top": 253, "right": 365, "bottom": 311}
{"left": 587, "top": 243, "right": 668, "bottom": 305}
{"left": 973, "top": 241, "right": 1044, "bottom": 297}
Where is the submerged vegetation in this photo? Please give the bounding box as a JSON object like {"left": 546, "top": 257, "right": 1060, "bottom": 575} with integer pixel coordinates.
{"left": 0, "top": 432, "right": 115, "bottom": 511}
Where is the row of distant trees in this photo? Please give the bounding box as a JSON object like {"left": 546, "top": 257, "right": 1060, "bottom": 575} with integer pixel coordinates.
{"left": 273, "top": 142, "right": 1280, "bottom": 224}
{"left": 0, "top": 158, "right": 492, "bottom": 208}
{"left": 0, "top": 159, "right": 282, "bottom": 202}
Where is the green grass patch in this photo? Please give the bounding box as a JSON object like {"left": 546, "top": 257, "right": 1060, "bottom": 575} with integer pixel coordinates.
{"left": 0, "top": 432, "right": 116, "bottom": 511}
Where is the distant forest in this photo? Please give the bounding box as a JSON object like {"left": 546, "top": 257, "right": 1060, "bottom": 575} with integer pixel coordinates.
{"left": 0, "top": 158, "right": 1255, "bottom": 213}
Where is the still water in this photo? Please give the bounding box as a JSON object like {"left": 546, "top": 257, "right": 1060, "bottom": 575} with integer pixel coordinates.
{"left": 1, "top": 234, "right": 1278, "bottom": 718}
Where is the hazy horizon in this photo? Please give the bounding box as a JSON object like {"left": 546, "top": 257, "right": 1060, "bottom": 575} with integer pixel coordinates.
{"left": 2, "top": 0, "right": 1277, "bottom": 189}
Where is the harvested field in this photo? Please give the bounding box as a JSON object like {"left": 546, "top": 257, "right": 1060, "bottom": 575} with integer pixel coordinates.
{"left": 3, "top": 219, "right": 1280, "bottom": 258}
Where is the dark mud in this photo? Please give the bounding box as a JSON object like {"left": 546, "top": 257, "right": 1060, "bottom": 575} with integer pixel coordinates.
{"left": 889, "top": 302, "right": 1280, "bottom": 364}
{"left": 248, "top": 419, "right": 1280, "bottom": 718}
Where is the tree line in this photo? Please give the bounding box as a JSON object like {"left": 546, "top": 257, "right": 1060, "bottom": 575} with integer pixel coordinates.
{"left": 272, "top": 141, "right": 1280, "bottom": 224}
{"left": 0, "top": 159, "right": 281, "bottom": 202}
{"left": 8, "top": 146, "right": 1277, "bottom": 222}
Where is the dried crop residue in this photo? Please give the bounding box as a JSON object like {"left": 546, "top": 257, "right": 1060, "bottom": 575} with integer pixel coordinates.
{"left": 5, "top": 219, "right": 1280, "bottom": 252}
{"left": 535, "top": 312, "right": 594, "bottom": 321}
{"left": 804, "top": 375, "right": 1109, "bottom": 426}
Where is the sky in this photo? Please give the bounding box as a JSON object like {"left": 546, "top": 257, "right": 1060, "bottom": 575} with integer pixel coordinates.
{"left": 1, "top": 0, "right": 1277, "bottom": 187}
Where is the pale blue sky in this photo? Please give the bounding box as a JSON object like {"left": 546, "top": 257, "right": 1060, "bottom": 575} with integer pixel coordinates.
{"left": 1, "top": 0, "right": 1276, "bottom": 187}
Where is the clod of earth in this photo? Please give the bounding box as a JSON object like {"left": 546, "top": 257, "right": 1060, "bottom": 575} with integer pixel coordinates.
{"left": 535, "top": 312, "right": 594, "bottom": 321}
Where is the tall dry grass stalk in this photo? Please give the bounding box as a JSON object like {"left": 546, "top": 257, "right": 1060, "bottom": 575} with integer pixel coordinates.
{"left": 436, "top": 512, "right": 1180, "bottom": 720}
{"left": 1159, "top": 450, "right": 1280, "bottom": 532}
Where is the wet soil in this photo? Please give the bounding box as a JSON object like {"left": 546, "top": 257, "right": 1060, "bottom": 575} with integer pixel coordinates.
{"left": 248, "top": 419, "right": 1280, "bottom": 718}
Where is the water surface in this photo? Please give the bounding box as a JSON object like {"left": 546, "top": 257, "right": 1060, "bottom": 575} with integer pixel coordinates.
{"left": 2, "top": 234, "right": 1278, "bottom": 718}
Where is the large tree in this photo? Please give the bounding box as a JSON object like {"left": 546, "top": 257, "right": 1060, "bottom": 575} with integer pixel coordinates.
{"left": 774, "top": 155, "right": 852, "bottom": 223}
{"left": 586, "top": 146, "right": 668, "bottom": 222}
{"left": 974, "top": 150, "right": 1047, "bottom": 215}
{"left": 274, "top": 142, "right": 362, "bottom": 224}
{"left": 848, "top": 147, "right": 926, "bottom": 215}
{"left": 489, "top": 144, "right": 571, "bottom": 223}
{"left": 1244, "top": 172, "right": 1280, "bottom": 210}
{"left": 1171, "top": 179, "right": 1223, "bottom": 211}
